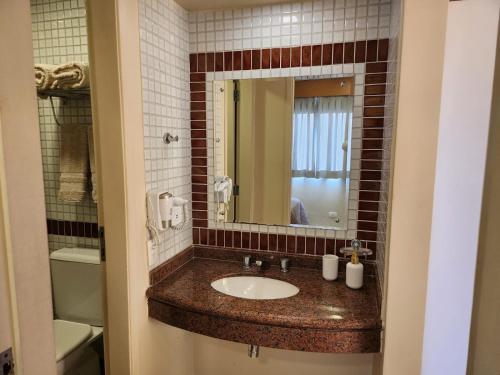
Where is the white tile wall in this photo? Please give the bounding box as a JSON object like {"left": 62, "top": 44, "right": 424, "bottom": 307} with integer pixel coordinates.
{"left": 31, "top": 0, "right": 99, "bottom": 251}
{"left": 139, "top": 0, "right": 193, "bottom": 269}
{"left": 189, "top": 0, "right": 391, "bottom": 53}
{"left": 376, "top": 0, "right": 400, "bottom": 290}
{"left": 148, "top": 0, "right": 398, "bottom": 273}
{"left": 190, "top": 0, "right": 396, "bottom": 259}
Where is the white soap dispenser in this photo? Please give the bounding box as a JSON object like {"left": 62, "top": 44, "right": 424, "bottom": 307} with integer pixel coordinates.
{"left": 346, "top": 239, "right": 364, "bottom": 289}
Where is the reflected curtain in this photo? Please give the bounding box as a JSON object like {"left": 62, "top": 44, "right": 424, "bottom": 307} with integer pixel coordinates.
{"left": 292, "top": 96, "right": 352, "bottom": 179}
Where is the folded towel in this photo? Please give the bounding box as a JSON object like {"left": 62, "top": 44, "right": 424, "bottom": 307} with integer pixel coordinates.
{"left": 34, "top": 64, "right": 56, "bottom": 90}
{"left": 51, "top": 62, "right": 89, "bottom": 89}
{"left": 87, "top": 126, "right": 98, "bottom": 203}
{"left": 58, "top": 124, "right": 89, "bottom": 203}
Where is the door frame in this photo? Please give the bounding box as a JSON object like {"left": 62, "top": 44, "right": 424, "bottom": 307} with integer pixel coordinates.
{"left": 0, "top": 0, "right": 148, "bottom": 373}
{"left": 0, "top": 114, "right": 21, "bottom": 374}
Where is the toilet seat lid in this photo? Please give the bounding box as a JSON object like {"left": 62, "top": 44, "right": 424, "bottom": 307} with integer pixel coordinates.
{"left": 53, "top": 319, "right": 92, "bottom": 361}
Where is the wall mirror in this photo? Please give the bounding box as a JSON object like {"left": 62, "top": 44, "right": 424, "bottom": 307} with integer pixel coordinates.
{"left": 212, "top": 76, "right": 358, "bottom": 231}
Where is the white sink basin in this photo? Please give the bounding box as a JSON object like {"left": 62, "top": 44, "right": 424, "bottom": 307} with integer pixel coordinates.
{"left": 211, "top": 276, "right": 299, "bottom": 300}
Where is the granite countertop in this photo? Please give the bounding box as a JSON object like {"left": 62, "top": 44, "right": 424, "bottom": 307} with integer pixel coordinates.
{"left": 147, "top": 257, "right": 381, "bottom": 332}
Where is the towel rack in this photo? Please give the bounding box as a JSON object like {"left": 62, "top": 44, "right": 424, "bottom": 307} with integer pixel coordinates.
{"left": 37, "top": 88, "right": 91, "bottom": 127}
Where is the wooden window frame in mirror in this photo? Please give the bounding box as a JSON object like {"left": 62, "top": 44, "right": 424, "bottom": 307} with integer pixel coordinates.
{"left": 295, "top": 77, "right": 354, "bottom": 98}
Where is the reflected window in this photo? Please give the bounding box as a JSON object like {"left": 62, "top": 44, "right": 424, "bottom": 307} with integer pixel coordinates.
{"left": 292, "top": 96, "right": 353, "bottom": 179}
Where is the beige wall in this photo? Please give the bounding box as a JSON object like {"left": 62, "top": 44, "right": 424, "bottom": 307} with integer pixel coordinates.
{"left": 194, "top": 335, "right": 374, "bottom": 375}
{"left": 421, "top": 2, "right": 499, "bottom": 373}
{"left": 0, "top": 239, "right": 13, "bottom": 355}
{"left": 0, "top": 116, "right": 15, "bottom": 364}
{"left": 0, "top": 1, "right": 57, "bottom": 374}
{"left": 467, "top": 27, "right": 500, "bottom": 375}
{"left": 382, "top": 0, "right": 448, "bottom": 374}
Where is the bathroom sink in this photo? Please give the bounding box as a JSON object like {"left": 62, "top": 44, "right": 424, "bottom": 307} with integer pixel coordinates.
{"left": 211, "top": 276, "right": 299, "bottom": 300}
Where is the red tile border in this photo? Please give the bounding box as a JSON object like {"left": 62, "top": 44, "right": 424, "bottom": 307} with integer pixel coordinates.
{"left": 312, "top": 45, "right": 322, "bottom": 66}
{"left": 47, "top": 219, "right": 98, "bottom": 239}
{"left": 262, "top": 49, "right": 270, "bottom": 69}
{"left": 243, "top": 50, "right": 251, "bottom": 70}
{"left": 233, "top": 51, "right": 242, "bottom": 71}
{"left": 224, "top": 51, "right": 232, "bottom": 71}
{"left": 215, "top": 52, "right": 224, "bottom": 71}
{"left": 281, "top": 47, "right": 291, "bottom": 68}
{"left": 252, "top": 49, "right": 261, "bottom": 70}
{"left": 189, "top": 39, "right": 390, "bottom": 259}
{"left": 271, "top": 48, "right": 280, "bottom": 68}
{"left": 301, "top": 45, "right": 312, "bottom": 66}
{"left": 333, "top": 43, "right": 344, "bottom": 64}
{"left": 291, "top": 46, "right": 301, "bottom": 67}
{"left": 344, "top": 42, "right": 354, "bottom": 63}
{"left": 322, "top": 44, "right": 332, "bottom": 65}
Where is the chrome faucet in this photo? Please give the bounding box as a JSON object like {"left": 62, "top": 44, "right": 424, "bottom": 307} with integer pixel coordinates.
{"left": 280, "top": 258, "right": 290, "bottom": 273}
{"left": 243, "top": 255, "right": 251, "bottom": 270}
{"left": 243, "top": 256, "right": 266, "bottom": 271}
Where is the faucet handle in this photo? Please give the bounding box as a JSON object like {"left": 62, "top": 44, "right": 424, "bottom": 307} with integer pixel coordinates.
{"left": 280, "top": 258, "right": 290, "bottom": 273}
{"left": 243, "top": 255, "right": 251, "bottom": 270}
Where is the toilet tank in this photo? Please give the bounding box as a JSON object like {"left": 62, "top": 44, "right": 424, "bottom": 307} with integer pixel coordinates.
{"left": 50, "top": 248, "right": 103, "bottom": 327}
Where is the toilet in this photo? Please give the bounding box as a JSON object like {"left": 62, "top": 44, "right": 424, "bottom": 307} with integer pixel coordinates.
{"left": 50, "top": 247, "right": 104, "bottom": 375}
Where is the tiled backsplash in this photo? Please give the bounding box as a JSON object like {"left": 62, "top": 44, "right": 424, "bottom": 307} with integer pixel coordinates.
{"left": 31, "top": 0, "right": 99, "bottom": 251}
{"left": 138, "top": 0, "right": 193, "bottom": 269}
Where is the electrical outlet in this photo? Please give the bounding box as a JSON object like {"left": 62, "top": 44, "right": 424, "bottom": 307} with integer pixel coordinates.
{"left": 171, "top": 206, "right": 183, "bottom": 226}
{"left": 147, "top": 240, "right": 159, "bottom": 268}
{"left": 1, "top": 347, "right": 13, "bottom": 375}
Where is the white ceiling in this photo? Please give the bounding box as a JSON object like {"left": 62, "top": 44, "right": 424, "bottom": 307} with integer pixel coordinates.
{"left": 176, "top": 0, "right": 298, "bottom": 11}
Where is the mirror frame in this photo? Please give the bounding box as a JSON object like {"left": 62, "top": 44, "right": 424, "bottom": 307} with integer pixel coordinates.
{"left": 189, "top": 41, "right": 391, "bottom": 251}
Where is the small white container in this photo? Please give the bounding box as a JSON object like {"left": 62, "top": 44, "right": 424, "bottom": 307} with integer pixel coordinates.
{"left": 322, "top": 254, "right": 339, "bottom": 281}
{"left": 346, "top": 262, "right": 364, "bottom": 289}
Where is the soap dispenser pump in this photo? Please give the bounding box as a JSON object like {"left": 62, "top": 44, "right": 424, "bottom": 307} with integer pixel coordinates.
{"left": 346, "top": 239, "right": 364, "bottom": 289}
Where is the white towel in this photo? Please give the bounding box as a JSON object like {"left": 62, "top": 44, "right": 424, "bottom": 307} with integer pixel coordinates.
{"left": 58, "top": 124, "right": 89, "bottom": 203}
{"left": 34, "top": 64, "right": 56, "bottom": 90}
{"left": 87, "top": 126, "right": 98, "bottom": 203}
{"left": 51, "top": 62, "right": 89, "bottom": 89}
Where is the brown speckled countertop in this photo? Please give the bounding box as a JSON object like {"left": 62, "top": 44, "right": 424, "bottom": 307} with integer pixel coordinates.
{"left": 147, "top": 253, "right": 381, "bottom": 353}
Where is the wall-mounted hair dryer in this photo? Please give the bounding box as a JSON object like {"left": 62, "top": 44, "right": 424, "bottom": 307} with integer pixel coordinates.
{"left": 214, "top": 176, "right": 233, "bottom": 221}
{"left": 147, "top": 191, "right": 189, "bottom": 243}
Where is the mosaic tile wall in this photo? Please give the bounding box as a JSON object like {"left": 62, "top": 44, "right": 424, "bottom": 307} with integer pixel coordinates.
{"left": 187, "top": 0, "right": 397, "bottom": 275}
{"left": 376, "top": 0, "right": 400, "bottom": 291}
{"left": 188, "top": 0, "right": 391, "bottom": 53}
{"left": 139, "top": 0, "right": 193, "bottom": 269}
{"left": 189, "top": 42, "right": 389, "bottom": 262}
{"left": 31, "top": 0, "right": 99, "bottom": 252}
